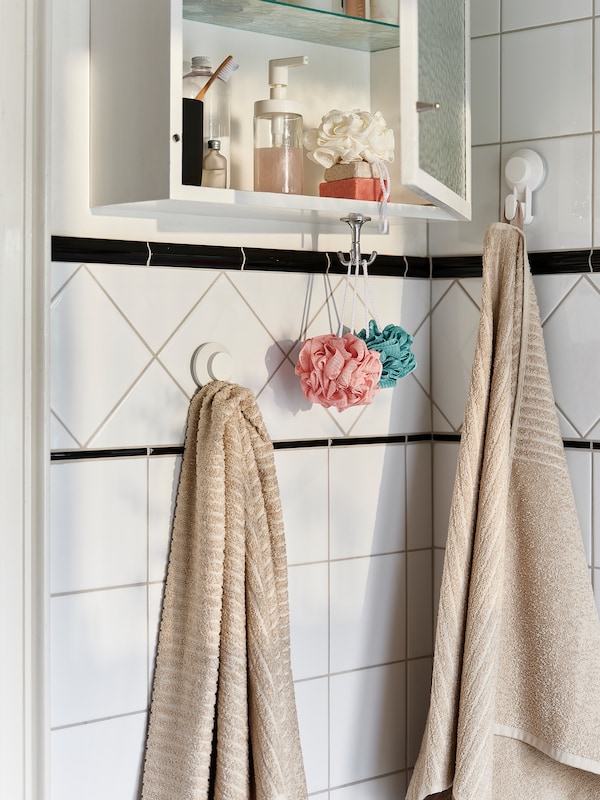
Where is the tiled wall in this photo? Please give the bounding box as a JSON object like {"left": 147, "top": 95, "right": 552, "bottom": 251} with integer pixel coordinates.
{"left": 430, "top": 0, "right": 600, "bottom": 256}
{"left": 47, "top": 2, "right": 600, "bottom": 799}
{"left": 49, "top": 262, "right": 433, "bottom": 799}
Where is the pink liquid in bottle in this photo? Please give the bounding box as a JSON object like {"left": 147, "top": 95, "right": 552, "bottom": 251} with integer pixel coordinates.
{"left": 254, "top": 147, "right": 304, "bottom": 194}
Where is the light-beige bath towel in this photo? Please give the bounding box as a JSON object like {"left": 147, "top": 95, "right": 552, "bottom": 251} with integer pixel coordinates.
{"left": 141, "top": 381, "right": 307, "bottom": 800}
{"left": 407, "top": 223, "right": 600, "bottom": 800}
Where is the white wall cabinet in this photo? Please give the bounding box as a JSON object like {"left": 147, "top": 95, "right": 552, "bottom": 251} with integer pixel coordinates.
{"left": 90, "top": 0, "right": 470, "bottom": 229}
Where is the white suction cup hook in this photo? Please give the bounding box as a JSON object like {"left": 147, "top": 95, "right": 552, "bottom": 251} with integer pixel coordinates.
{"left": 191, "top": 342, "right": 234, "bottom": 387}
{"left": 504, "top": 148, "right": 545, "bottom": 225}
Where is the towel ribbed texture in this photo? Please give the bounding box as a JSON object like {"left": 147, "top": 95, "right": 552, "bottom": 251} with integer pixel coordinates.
{"left": 407, "top": 223, "right": 600, "bottom": 800}
{"left": 141, "top": 381, "right": 307, "bottom": 800}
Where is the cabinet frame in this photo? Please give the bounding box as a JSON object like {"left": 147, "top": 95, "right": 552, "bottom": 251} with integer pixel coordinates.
{"left": 90, "top": 0, "right": 471, "bottom": 227}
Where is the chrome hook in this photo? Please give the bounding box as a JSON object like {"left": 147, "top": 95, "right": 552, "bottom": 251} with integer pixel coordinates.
{"left": 337, "top": 213, "right": 377, "bottom": 270}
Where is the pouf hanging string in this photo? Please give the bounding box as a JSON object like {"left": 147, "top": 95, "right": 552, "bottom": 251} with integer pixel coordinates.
{"left": 337, "top": 214, "right": 377, "bottom": 336}
{"left": 373, "top": 158, "right": 391, "bottom": 234}
{"left": 294, "top": 213, "right": 383, "bottom": 412}
{"left": 362, "top": 253, "right": 381, "bottom": 334}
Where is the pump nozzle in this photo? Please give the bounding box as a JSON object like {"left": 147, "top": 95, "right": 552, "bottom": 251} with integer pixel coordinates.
{"left": 268, "top": 56, "right": 308, "bottom": 99}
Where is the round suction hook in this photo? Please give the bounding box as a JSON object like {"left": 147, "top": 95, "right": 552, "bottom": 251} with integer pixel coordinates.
{"left": 191, "top": 342, "right": 233, "bottom": 387}
{"left": 504, "top": 148, "right": 545, "bottom": 225}
{"left": 505, "top": 148, "right": 545, "bottom": 193}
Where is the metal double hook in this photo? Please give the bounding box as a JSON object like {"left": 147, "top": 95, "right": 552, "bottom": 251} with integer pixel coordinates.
{"left": 337, "top": 213, "right": 377, "bottom": 270}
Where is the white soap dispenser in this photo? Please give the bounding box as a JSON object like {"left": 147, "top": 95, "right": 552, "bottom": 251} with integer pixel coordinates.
{"left": 254, "top": 56, "right": 308, "bottom": 195}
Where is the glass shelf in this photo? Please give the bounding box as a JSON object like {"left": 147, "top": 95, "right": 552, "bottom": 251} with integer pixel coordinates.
{"left": 182, "top": 0, "right": 399, "bottom": 52}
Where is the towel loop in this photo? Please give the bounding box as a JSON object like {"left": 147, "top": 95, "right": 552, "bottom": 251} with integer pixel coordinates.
{"left": 503, "top": 148, "right": 545, "bottom": 227}
{"left": 191, "top": 342, "right": 233, "bottom": 386}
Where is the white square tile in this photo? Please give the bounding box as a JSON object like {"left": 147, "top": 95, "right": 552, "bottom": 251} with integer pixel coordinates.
{"left": 593, "top": 134, "right": 600, "bottom": 247}
{"left": 148, "top": 455, "right": 180, "bottom": 583}
{"left": 51, "top": 713, "right": 148, "bottom": 800}
{"left": 432, "top": 406, "right": 454, "bottom": 433}
{"left": 433, "top": 442, "right": 460, "bottom": 548}
{"left": 51, "top": 268, "right": 153, "bottom": 445}
{"left": 471, "top": 36, "right": 500, "bottom": 145}
{"left": 288, "top": 563, "right": 329, "bottom": 680}
{"left": 293, "top": 678, "right": 329, "bottom": 794}
{"left": 557, "top": 407, "right": 582, "bottom": 439}
{"left": 593, "top": 454, "right": 600, "bottom": 569}
{"left": 89, "top": 263, "right": 219, "bottom": 353}
{"left": 350, "top": 373, "right": 431, "bottom": 437}
{"left": 502, "top": 22, "right": 593, "bottom": 141}
{"left": 429, "top": 146, "right": 501, "bottom": 257}
{"left": 533, "top": 274, "right": 581, "bottom": 324}
{"left": 503, "top": 137, "right": 592, "bottom": 252}
{"left": 431, "top": 284, "right": 479, "bottom": 430}
{"left": 400, "top": 278, "right": 431, "bottom": 334}
{"left": 51, "top": 459, "right": 148, "bottom": 594}
{"left": 158, "top": 273, "right": 281, "bottom": 399}
{"left": 406, "top": 443, "right": 433, "bottom": 551}
{"left": 330, "top": 554, "right": 406, "bottom": 672}
{"left": 407, "top": 657, "right": 432, "bottom": 767}
{"left": 148, "top": 582, "right": 164, "bottom": 697}
{"left": 371, "top": 276, "right": 429, "bottom": 334}
{"left": 51, "top": 587, "right": 148, "bottom": 728}
{"left": 459, "top": 277, "right": 483, "bottom": 309}
{"left": 471, "top": 0, "right": 500, "bottom": 36}
{"left": 329, "top": 772, "right": 407, "bottom": 799}
{"left": 503, "top": 0, "right": 592, "bottom": 30}
{"left": 51, "top": 412, "right": 80, "bottom": 450}
{"left": 411, "top": 319, "right": 431, "bottom": 395}
{"left": 89, "top": 361, "right": 190, "bottom": 448}
{"left": 274, "top": 447, "right": 329, "bottom": 565}
{"left": 51, "top": 261, "right": 80, "bottom": 300}
{"left": 256, "top": 358, "right": 344, "bottom": 442}
{"left": 407, "top": 550, "right": 433, "bottom": 658}
{"left": 330, "top": 663, "right": 406, "bottom": 785}
{"left": 543, "top": 276, "right": 600, "bottom": 435}
{"left": 431, "top": 279, "right": 453, "bottom": 309}
{"left": 565, "top": 448, "right": 593, "bottom": 564}
{"left": 330, "top": 444, "right": 406, "bottom": 559}
{"left": 230, "top": 270, "right": 325, "bottom": 347}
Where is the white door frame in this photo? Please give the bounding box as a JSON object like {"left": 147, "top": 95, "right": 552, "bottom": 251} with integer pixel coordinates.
{"left": 0, "top": 0, "right": 50, "bottom": 796}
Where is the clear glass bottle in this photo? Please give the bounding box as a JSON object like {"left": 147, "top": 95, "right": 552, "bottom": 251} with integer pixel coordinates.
{"left": 253, "top": 57, "right": 307, "bottom": 195}
{"left": 182, "top": 56, "right": 231, "bottom": 187}
{"left": 201, "top": 139, "right": 227, "bottom": 188}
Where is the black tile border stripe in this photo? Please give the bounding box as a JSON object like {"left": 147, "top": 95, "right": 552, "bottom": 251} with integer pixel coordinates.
{"left": 52, "top": 236, "right": 600, "bottom": 279}
{"left": 51, "top": 236, "right": 430, "bottom": 278}
{"left": 50, "top": 434, "right": 600, "bottom": 461}
{"left": 431, "top": 249, "right": 600, "bottom": 278}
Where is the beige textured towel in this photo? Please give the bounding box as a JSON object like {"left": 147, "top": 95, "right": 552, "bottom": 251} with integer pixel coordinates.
{"left": 407, "top": 223, "right": 600, "bottom": 800}
{"left": 141, "top": 381, "right": 307, "bottom": 800}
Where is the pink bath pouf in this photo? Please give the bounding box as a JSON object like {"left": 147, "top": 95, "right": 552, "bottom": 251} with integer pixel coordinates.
{"left": 295, "top": 332, "right": 382, "bottom": 411}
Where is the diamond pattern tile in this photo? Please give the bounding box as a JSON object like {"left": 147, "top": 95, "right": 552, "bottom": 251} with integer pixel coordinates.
{"left": 89, "top": 361, "right": 190, "bottom": 448}
{"left": 229, "top": 270, "right": 326, "bottom": 349}
{"left": 51, "top": 262, "right": 81, "bottom": 300}
{"left": 431, "top": 283, "right": 480, "bottom": 430}
{"left": 90, "top": 263, "right": 219, "bottom": 352}
{"left": 533, "top": 273, "right": 579, "bottom": 323}
{"left": 158, "top": 273, "right": 286, "bottom": 399}
{"left": 543, "top": 276, "right": 600, "bottom": 436}
{"left": 51, "top": 268, "right": 153, "bottom": 444}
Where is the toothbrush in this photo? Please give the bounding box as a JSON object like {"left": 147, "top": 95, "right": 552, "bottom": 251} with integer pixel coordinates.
{"left": 194, "top": 55, "right": 239, "bottom": 101}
